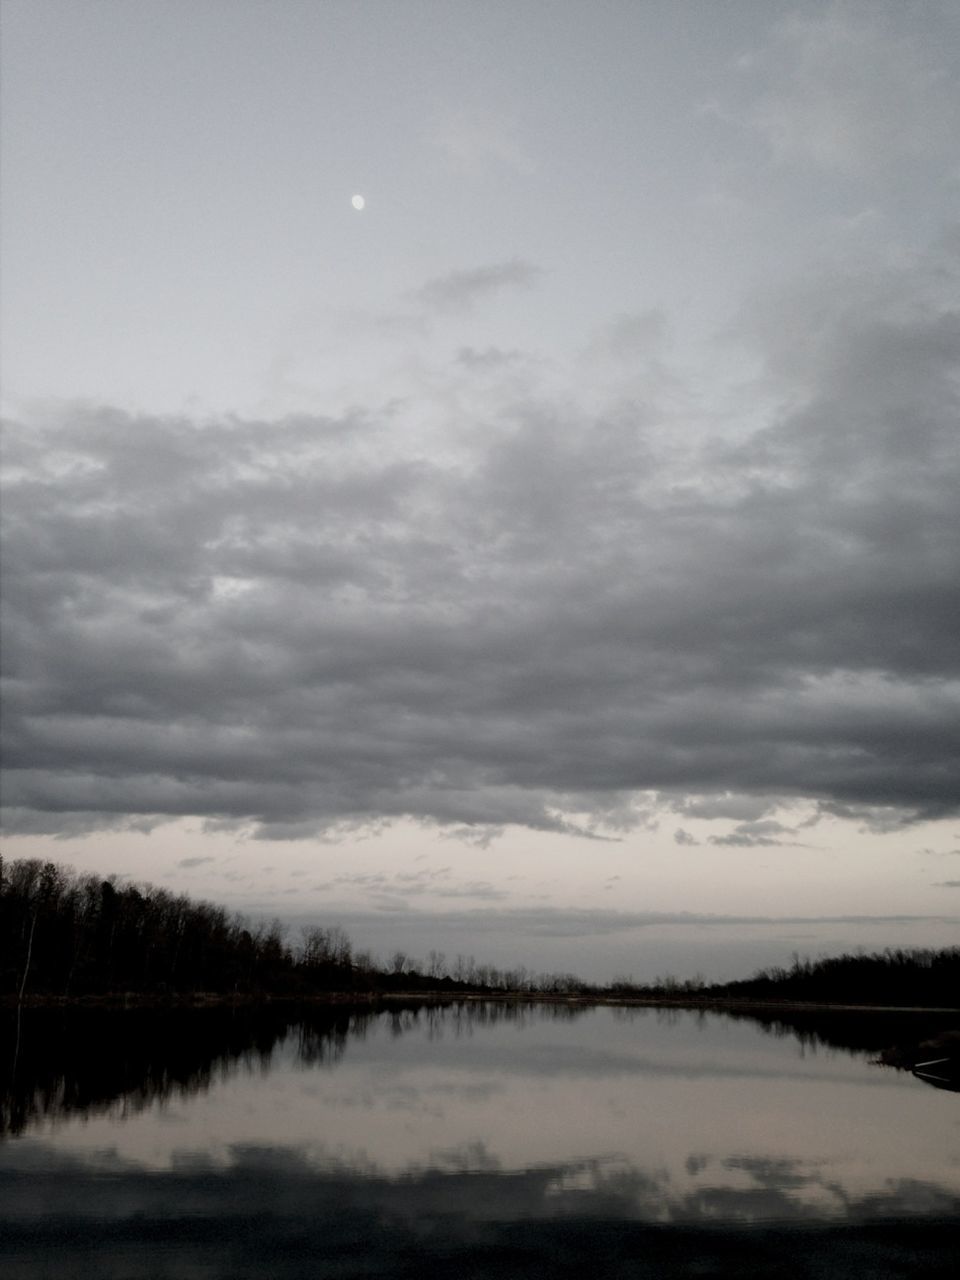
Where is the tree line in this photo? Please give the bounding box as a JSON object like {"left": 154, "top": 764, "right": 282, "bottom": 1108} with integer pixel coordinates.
{"left": 2, "top": 857, "right": 957, "bottom": 1006}
{"left": 0, "top": 857, "right": 589, "bottom": 1000}
{"left": 713, "top": 947, "right": 960, "bottom": 1008}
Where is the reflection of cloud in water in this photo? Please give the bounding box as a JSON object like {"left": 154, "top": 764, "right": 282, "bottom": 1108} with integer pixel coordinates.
{"left": 4, "top": 1000, "right": 958, "bottom": 1251}
{"left": 3, "top": 1139, "right": 958, "bottom": 1226}
{"left": 424, "top": 1139, "right": 502, "bottom": 1173}
{"left": 5, "top": 1004, "right": 958, "bottom": 1184}
{"left": 2, "top": 1140, "right": 958, "bottom": 1279}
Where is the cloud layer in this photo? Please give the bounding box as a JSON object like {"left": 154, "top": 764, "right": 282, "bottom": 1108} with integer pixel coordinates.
{"left": 2, "top": 239, "right": 958, "bottom": 839}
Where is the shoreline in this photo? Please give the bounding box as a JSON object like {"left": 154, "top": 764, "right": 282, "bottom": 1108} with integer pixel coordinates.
{"left": 3, "top": 991, "right": 958, "bottom": 1015}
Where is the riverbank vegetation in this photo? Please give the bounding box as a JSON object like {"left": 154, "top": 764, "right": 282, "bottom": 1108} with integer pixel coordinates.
{"left": 2, "top": 857, "right": 957, "bottom": 1007}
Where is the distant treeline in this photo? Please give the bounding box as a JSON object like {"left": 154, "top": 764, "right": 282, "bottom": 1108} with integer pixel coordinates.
{"left": 2, "top": 857, "right": 958, "bottom": 1006}
{"left": 710, "top": 948, "right": 960, "bottom": 1008}
{"left": 0, "top": 858, "right": 586, "bottom": 1000}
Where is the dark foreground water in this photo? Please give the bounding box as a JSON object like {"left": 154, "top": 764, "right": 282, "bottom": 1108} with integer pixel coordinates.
{"left": 1, "top": 1002, "right": 958, "bottom": 1278}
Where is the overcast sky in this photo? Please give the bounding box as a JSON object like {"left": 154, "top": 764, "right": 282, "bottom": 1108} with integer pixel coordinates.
{"left": 2, "top": 0, "right": 958, "bottom": 981}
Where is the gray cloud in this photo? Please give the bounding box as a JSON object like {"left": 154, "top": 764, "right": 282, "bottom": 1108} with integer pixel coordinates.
{"left": 673, "top": 795, "right": 778, "bottom": 823}
{"left": 707, "top": 820, "right": 806, "bottom": 849}
{"left": 456, "top": 346, "right": 524, "bottom": 371}
{"left": 414, "top": 259, "right": 542, "bottom": 312}
{"left": 1, "top": 238, "right": 958, "bottom": 840}
{"left": 586, "top": 309, "right": 668, "bottom": 362}
{"left": 745, "top": 5, "right": 960, "bottom": 174}
{"left": 288, "top": 905, "right": 958, "bottom": 942}
{"left": 177, "top": 856, "right": 215, "bottom": 869}
{"left": 328, "top": 866, "right": 507, "bottom": 905}
{"left": 432, "top": 108, "right": 535, "bottom": 179}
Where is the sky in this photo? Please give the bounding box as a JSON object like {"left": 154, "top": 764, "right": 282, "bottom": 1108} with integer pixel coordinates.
{"left": 1, "top": 0, "right": 958, "bottom": 982}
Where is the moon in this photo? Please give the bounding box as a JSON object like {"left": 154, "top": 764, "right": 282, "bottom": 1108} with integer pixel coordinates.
{"left": 351, "top": 194, "right": 365, "bottom": 211}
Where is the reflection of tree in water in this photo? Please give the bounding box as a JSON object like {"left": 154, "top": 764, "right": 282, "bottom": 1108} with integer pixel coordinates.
{"left": 1, "top": 1004, "right": 385, "bottom": 1136}
{"left": 2, "top": 1006, "right": 287, "bottom": 1137}
{"left": 714, "top": 1006, "right": 959, "bottom": 1059}
{"left": 296, "top": 1011, "right": 369, "bottom": 1066}
{"left": 610, "top": 1002, "right": 958, "bottom": 1060}
{"left": 384, "top": 999, "right": 590, "bottom": 1046}
{"left": 443, "top": 1000, "right": 590, "bottom": 1042}
{"left": 0, "top": 1000, "right": 591, "bottom": 1137}
{"left": 7, "top": 999, "right": 948, "bottom": 1140}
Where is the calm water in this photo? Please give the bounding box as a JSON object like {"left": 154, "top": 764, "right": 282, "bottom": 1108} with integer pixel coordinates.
{"left": 2, "top": 1002, "right": 958, "bottom": 1277}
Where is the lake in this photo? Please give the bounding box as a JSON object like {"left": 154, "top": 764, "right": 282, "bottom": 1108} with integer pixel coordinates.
{"left": 2, "top": 1001, "right": 958, "bottom": 1277}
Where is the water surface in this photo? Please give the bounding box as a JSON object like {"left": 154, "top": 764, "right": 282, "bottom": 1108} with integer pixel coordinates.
{"left": 2, "top": 1002, "right": 957, "bottom": 1277}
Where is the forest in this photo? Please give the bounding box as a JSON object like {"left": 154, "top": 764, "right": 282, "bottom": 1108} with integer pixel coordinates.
{"left": 2, "top": 857, "right": 958, "bottom": 1007}
{"left": 0, "top": 857, "right": 580, "bottom": 1000}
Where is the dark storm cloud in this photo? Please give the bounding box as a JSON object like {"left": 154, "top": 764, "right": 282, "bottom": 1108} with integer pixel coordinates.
{"left": 1, "top": 241, "right": 958, "bottom": 838}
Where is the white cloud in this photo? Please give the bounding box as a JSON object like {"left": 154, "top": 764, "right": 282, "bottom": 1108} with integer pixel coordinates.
{"left": 432, "top": 109, "right": 536, "bottom": 178}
